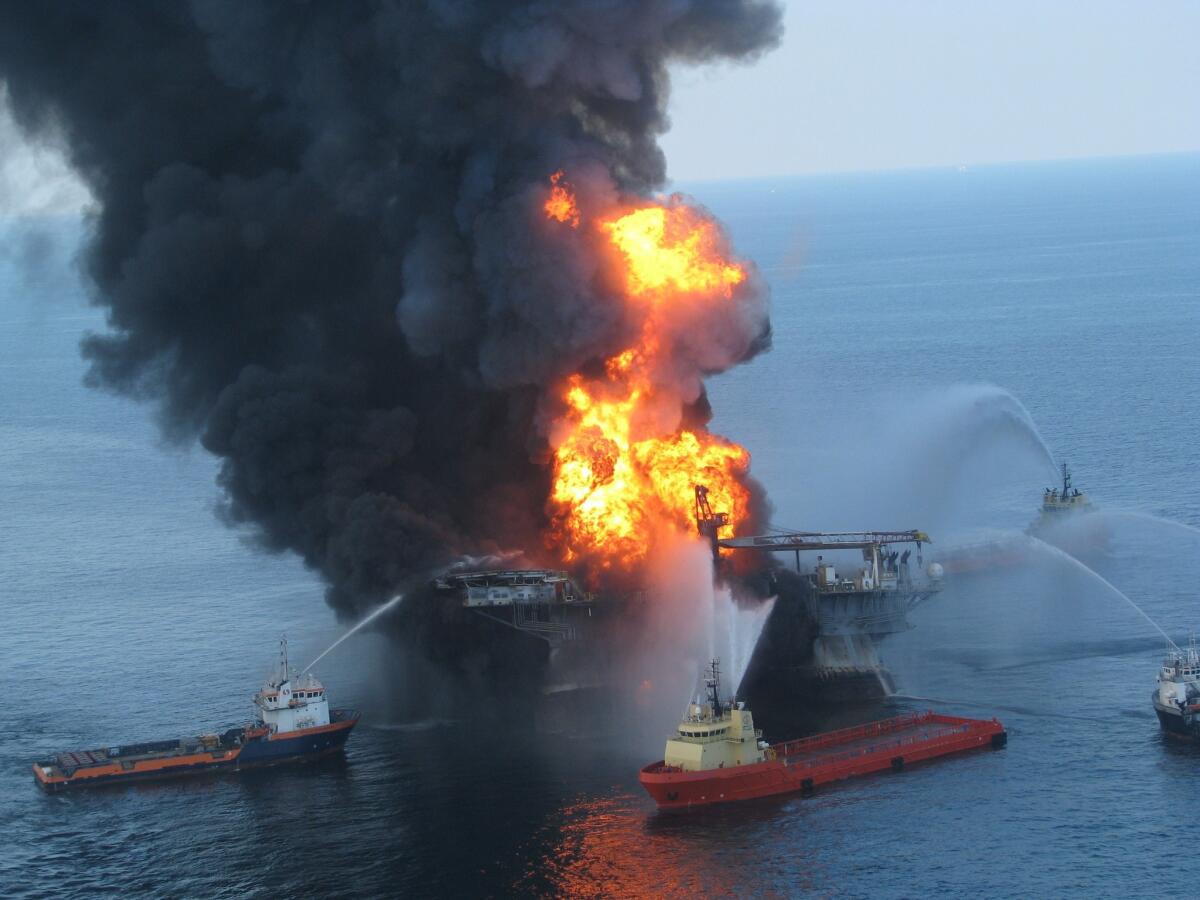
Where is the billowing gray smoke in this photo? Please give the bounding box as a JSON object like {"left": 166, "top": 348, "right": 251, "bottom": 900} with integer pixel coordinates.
{"left": 0, "top": 2, "right": 781, "bottom": 615}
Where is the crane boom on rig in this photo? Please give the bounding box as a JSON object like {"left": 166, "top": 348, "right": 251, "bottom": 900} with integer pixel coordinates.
{"left": 695, "top": 485, "right": 729, "bottom": 561}
{"left": 719, "top": 531, "right": 930, "bottom": 552}
{"left": 690, "top": 486, "right": 942, "bottom": 705}
{"left": 692, "top": 484, "right": 931, "bottom": 566}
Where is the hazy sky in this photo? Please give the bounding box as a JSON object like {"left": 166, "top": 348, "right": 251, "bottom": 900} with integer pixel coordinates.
{"left": 3, "top": 3, "right": 1198, "bottom": 212}
{"left": 662, "top": 0, "right": 1200, "bottom": 181}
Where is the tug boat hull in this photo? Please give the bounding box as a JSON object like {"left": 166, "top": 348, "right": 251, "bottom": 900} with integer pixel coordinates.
{"left": 33, "top": 710, "right": 358, "bottom": 791}
{"left": 1153, "top": 696, "right": 1200, "bottom": 740}
{"left": 640, "top": 711, "right": 1005, "bottom": 811}
{"left": 1153, "top": 643, "right": 1200, "bottom": 741}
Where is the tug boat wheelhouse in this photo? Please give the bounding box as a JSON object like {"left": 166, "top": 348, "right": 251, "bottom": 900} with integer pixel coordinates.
{"left": 1034, "top": 462, "right": 1095, "bottom": 523}
{"left": 935, "top": 461, "right": 1108, "bottom": 576}
{"left": 1153, "top": 641, "right": 1200, "bottom": 739}
{"left": 33, "top": 639, "right": 358, "bottom": 791}
{"left": 1027, "top": 461, "right": 1109, "bottom": 558}
{"left": 639, "top": 660, "right": 1006, "bottom": 811}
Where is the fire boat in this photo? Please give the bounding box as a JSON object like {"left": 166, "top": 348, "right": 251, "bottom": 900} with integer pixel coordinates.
{"left": 638, "top": 660, "right": 1007, "bottom": 811}
{"left": 33, "top": 639, "right": 358, "bottom": 791}
{"left": 1027, "top": 461, "right": 1109, "bottom": 557}
{"left": 936, "top": 461, "right": 1109, "bottom": 576}
{"left": 1153, "top": 639, "right": 1200, "bottom": 739}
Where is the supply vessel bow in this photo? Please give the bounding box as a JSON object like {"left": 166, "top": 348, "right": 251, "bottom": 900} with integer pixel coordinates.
{"left": 33, "top": 639, "right": 358, "bottom": 791}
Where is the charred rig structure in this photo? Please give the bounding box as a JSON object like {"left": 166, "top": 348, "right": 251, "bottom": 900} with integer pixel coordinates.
{"left": 695, "top": 485, "right": 942, "bottom": 707}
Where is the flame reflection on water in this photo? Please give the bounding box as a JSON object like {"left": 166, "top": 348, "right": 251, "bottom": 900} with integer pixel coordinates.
{"left": 516, "top": 794, "right": 833, "bottom": 898}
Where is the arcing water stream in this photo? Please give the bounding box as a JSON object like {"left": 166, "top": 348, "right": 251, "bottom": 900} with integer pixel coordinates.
{"left": 707, "top": 588, "right": 775, "bottom": 698}
{"left": 1023, "top": 535, "right": 1178, "bottom": 649}
{"left": 302, "top": 593, "right": 405, "bottom": 674}
{"left": 1102, "top": 510, "right": 1200, "bottom": 541}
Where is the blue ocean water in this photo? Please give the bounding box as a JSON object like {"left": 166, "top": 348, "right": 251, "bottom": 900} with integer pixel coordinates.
{"left": 2, "top": 154, "right": 1199, "bottom": 897}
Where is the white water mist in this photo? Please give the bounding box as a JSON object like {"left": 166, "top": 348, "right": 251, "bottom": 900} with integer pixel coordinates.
{"left": 707, "top": 584, "right": 775, "bottom": 698}
{"left": 1103, "top": 510, "right": 1200, "bottom": 541}
{"left": 1022, "top": 535, "right": 1177, "bottom": 648}
{"left": 623, "top": 536, "right": 775, "bottom": 755}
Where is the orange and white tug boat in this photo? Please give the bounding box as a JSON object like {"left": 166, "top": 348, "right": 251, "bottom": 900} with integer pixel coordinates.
{"left": 33, "top": 639, "right": 358, "bottom": 791}
{"left": 639, "top": 660, "right": 1006, "bottom": 811}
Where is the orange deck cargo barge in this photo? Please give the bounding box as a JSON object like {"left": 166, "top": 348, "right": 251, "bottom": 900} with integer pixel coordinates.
{"left": 640, "top": 709, "right": 1007, "bottom": 811}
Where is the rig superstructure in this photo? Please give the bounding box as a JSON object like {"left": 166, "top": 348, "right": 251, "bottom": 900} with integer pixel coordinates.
{"left": 697, "top": 485, "right": 942, "bottom": 705}
{"left": 433, "top": 569, "right": 592, "bottom": 650}
{"left": 401, "top": 493, "right": 941, "bottom": 716}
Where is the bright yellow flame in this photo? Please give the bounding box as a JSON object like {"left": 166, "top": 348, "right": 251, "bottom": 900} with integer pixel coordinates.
{"left": 550, "top": 371, "right": 750, "bottom": 567}
{"left": 600, "top": 205, "right": 745, "bottom": 300}
{"left": 544, "top": 175, "right": 755, "bottom": 572}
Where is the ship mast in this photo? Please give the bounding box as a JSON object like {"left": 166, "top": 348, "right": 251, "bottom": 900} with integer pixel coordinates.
{"left": 706, "top": 658, "right": 721, "bottom": 714}
{"left": 279, "top": 635, "right": 290, "bottom": 683}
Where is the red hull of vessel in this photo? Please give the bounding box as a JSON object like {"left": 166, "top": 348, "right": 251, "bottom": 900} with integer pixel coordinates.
{"left": 639, "top": 711, "right": 1005, "bottom": 811}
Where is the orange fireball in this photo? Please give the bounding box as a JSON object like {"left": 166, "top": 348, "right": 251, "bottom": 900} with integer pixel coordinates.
{"left": 544, "top": 170, "right": 580, "bottom": 228}
{"left": 549, "top": 371, "right": 750, "bottom": 568}
{"left": 601, "top": 204, "right": 745, "bottom": 300}
{"left": 542, "top": 172, "right": 755, "bottom": 572}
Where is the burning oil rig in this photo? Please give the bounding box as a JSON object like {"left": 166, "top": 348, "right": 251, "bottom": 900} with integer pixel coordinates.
{"left": 695, "top": 486, "right": 942, "bottom": 706}
{"left": 404, "top": 566, "right": 615, "bottom": 710}
{"left": 401, "top": 486, "right": 941, "bottom": 716}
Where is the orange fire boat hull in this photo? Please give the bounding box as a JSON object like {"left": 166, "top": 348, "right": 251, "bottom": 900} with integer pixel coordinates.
{"left": 639, "top": 711, "right": 1006, "bottom": 811}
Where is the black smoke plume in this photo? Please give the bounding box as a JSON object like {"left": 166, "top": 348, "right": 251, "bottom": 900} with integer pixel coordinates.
{"left": 0, "top": 2, "right": 781, "bottom": 615}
